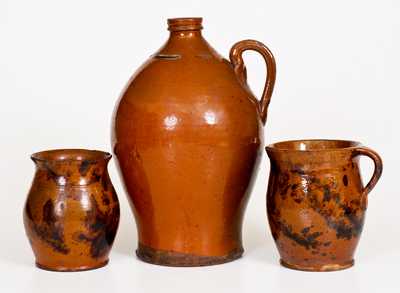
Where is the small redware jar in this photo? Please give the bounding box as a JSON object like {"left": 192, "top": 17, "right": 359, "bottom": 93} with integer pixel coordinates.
{"left": 23, "top": 149, "right": 120, "bottom": 271}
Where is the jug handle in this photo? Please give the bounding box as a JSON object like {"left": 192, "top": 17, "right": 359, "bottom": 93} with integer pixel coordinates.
{"left": 229, "top": 40, "right": 276, "bottom": 125}
{"left": 352, "top": 147, "right": 383, "bottom": 197}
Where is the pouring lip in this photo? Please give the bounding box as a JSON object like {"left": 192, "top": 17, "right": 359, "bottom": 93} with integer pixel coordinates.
{"left": 167, "top": 17, "right": 203, "bottom": 31}
{"left": 31, "top": 149, "right": 112, "bottom": 163}
{"left": 265, "top": 139, "right": 362, "bottom": 153}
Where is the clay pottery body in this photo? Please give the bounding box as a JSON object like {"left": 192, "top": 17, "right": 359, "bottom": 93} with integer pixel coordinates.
{"left": 266, "top": 140, "right": 382, "bottom": 271}
{"left": 23, "top": 149, "right": 120, "bottom": 271}
{"left": 112, "top": 17, "right": 276, "bottom": 266}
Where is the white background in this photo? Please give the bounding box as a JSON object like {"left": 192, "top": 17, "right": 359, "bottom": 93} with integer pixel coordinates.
{"left": 1, "top": 0, "right": 399, "bottom": 292}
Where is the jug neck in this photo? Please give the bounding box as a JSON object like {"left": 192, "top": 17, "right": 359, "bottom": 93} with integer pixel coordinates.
{"left": 159, "top": 17, "right": 219, "bottom": 57}
{"left": 168, "top": 17, "right": 203, "bottom": 36}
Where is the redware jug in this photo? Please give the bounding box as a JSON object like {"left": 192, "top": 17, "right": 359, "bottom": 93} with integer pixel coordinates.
{"left": 112, "top": 17, "right": 276, "bottom": 266}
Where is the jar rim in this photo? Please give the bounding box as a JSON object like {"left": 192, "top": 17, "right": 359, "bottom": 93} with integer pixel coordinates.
{"left": 31, "top": 149, "right": 111, "bottom": 163}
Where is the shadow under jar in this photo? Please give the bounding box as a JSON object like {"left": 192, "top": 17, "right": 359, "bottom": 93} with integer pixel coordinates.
{"left": 265, "top": 140, "right": 382, "bottom": 272}
{"left": 23, "top": 149, "right": 120, "bottom": 271}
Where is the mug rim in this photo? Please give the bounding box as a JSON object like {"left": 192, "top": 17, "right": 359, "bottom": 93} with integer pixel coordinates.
{"left": 266, "top": 139, "right": 362, "bottom": 153}
{"left": 31, "top": 149, "right": 112, "bottom": 163}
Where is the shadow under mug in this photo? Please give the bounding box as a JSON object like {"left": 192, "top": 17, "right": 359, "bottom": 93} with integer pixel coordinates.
{"left": 265, "top": 139, "right": 383, "bottom": 272}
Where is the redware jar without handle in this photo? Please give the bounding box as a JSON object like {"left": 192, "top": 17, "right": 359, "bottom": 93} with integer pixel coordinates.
{"left": 23, "top": 149, "right": 120, "bottom": 271}
{"left": 112, "top": 17, "right": 276, "bottom": 266}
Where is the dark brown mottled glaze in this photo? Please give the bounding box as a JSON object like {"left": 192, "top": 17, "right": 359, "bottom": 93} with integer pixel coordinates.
{"left": 23, "top": 149, "right": 120, "bottom": 271}
{"left": 112, "top": 17, "right": 276, "bottom": 266}
{"left": 266, "top": 140, "right": 382, "bottom": 271}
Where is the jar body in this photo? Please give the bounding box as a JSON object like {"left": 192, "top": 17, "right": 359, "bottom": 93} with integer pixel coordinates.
{"left": 112, "top": 21, "right": 265, "bottom": 266}
{"left": 23, "top": 151, "right": 120, "bottom": 271}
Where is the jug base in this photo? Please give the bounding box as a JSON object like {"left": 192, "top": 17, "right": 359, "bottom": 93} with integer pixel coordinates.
{"left": 35, "top": 259, "right": 109, "bottom": 272}
{"left": 280, "top": 259, "right": 354, "bottom": 272}
{"left": 136, "top": 243, "right": 243, "bottom": 267}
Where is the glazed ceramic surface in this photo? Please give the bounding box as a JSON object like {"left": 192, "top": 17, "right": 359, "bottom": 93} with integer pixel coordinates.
{"left": 23, "top": 149, "right": 120, "bottom": 271}
{"left": 112, "top": 17, "right": 276, "bottom": 266}
{"left": 266, "top": 140, "right": 382, "bottom": 271}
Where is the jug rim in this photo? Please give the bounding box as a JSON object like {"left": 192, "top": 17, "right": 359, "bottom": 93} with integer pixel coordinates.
{"left": 31, "top": 149, "right": 111, "bottom": 163}
{"left": 167, "top": 17, "right": 203, "bottom": 31}
{"left": 266, "top": 139, "right": 362, "bottom": 153}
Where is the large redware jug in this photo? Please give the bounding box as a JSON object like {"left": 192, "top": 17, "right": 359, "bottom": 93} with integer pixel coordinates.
{"left": 112, "top": 17, "right": 276, "bottom": 266}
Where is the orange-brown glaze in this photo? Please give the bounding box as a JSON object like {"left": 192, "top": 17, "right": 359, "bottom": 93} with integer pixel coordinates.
{"left": 112, "top": 17, "right": 276, "bottom": 266}
{"left": 266, "top": 140, "right": 382, "bottom": 271}
{"left": 24, "top": 149, "right": 120, "bottom": 271}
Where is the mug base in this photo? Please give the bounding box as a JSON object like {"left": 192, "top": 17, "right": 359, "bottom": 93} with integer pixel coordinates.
{"left": 136, "top": 243, "right": 243, "bottom": 267}
{"left": 280, "top": 259, "right": 354, "bottom": 272}
{"left": 35, "top": 259, "right": 109, "bottom": 272}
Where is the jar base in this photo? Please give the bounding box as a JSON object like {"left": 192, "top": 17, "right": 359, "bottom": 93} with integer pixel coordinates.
{"left": 136, "top": 243, "right": 243, "bottom": 267}
{"left": 280, "top": 259, "right": 354, "bottom": 272}
{"left": 35, "top": 259, "right": 109, "bottom": 272}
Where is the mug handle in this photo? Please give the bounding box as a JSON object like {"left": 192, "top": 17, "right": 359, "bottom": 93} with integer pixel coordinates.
{"left": 229, "top": 40, "right": 276, "bottom": 125}
{"left": 352, "top": 147, "right": 383, "bottom": 197}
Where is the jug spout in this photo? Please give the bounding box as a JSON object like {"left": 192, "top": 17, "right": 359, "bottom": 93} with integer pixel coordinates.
{"left": 167, "top": 17, "right": 203, "bottom": 32}
{"left": 157, "top": 17, "right": 214, "bottom": 60}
